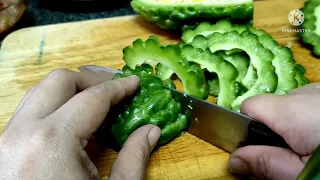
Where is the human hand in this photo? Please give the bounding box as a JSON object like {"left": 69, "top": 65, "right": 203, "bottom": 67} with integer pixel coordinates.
{"left": 228, "top": 83, "right": 320, "bottom": 180}
{"left": 0, "top": 66, "right": 161, "bottom": 180}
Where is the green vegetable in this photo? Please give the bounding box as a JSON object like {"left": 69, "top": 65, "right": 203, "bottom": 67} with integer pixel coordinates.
{"left": 110, "top": 64, "right": 190, "bottom": 147}
{"left": 189, "top": 31, "right": 277, "bottom": 111}
{"left": 300, "top": 0, "right": 320, "bottom": 57}
{"left": 182, "top": 19, "right": 301, "bottom": 95}
{"left": 123, "top": 35, "right": 208, "bottom": 99}
{"left": 182, "top": 19, "right": 249, "bottom": 43}
{"left": 295, "top": 64, "right": 310, "bottom": 87}
{"left": 181, "top": 44, "right": 241, "bottom": 109}
{"left": 130, "top": 0, "right": 254, "bottom": 31}
{"left": 207, "top": 78, "right": 220, "bottom": 97}
{"left": 246, "top": 28, "right": 299, "bottom": 95}
{"left": 241, "top": 64, "right": 258, "bottom": 90}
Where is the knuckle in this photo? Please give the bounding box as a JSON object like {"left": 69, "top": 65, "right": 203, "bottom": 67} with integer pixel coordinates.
{"left": 47, "top": 68, "right": 71, "bottom": 78}
{"left": 256, "top": 155, "right": 270, "bottom": 179}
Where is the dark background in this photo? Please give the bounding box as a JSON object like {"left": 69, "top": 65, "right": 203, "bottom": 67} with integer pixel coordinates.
{"left": 9, "top": 0, "right": 137, "bottom": 34}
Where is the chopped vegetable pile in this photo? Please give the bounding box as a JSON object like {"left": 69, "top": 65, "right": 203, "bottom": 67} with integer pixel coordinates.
{"left": 300, "top": 0, "right": 320, "bottom": 57}
{"left": 101, "top": 0, "right": 312, "bottom": 148}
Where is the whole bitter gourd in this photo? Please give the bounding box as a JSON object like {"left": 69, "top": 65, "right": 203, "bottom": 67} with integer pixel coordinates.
{"left": 300, "top": 0, "right": 320, "bottom": 57}
{"left": 110, "top": 64, "right": 190, "bottom": 147}
{"left": 131, "top": 0, "right": 254, "bottom": 31}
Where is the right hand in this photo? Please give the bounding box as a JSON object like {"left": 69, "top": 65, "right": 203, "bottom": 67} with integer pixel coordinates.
{"left": 228, "top": 83, "right": 320, "bottom": 180}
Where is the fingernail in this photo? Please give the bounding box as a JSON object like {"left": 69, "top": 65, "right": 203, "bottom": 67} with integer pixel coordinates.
{"left": 78, "top": 65, "right": 122, "bottom": 75}
{"left": 147, "top": 126, "right": 161, "bottom": 149}
{"left": 228, "top": 158, "right": 248, "bottom": 174}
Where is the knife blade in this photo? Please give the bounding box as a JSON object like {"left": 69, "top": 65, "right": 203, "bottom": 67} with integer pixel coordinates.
{"left": 166, "top": 86, "right": 290, "bottom": 153}
{"left": 79, "top": 65, "right": 290, "bottom": 153}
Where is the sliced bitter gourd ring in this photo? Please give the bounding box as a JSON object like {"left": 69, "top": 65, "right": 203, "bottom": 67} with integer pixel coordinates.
{"left": 181, "top": 44, "right": 240, "bottom": 109}
{"left": 182, "top": 19, "right": 249, "bottom": 43}
{"left": 245, "top": 28, "right": 299, "bottom": 95}
{"left": 300, "top": 0, "right": 320, "bottom": 57}
{"left": 206, "top": 31, "right": 277, "bottom": 111}
{"left": 295, "top": 64, "right": 310, "bottom": 87}
{"left": 123, "top": 36, "right": 208, "bottom": 99}
{"left": 130, "top": 0, "right": 254, "bottom": 31}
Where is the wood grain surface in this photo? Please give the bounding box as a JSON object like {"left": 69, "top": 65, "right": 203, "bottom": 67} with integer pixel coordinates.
{"left": 1, "top": 0, "right": 320, "bottom": 179}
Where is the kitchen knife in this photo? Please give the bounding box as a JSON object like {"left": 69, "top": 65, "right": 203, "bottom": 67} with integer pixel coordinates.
{"left": 166, "top": 87, "right": 290, "bottom": 153}
{"left": 79, "top": 65, "right": 290, "bottom": 153}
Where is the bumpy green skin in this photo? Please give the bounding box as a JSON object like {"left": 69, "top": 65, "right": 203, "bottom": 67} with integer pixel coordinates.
{"left": 182, "top": 19, "right": 249, "bottom": 43}
{"left": 207, "top": 78, "right": 220, "bottom": 97}
{"left": 300, "top": 0, "right": 320, "bottom": 57}
{"left": 181, "top": 44, "right": 241, "bottom": 109}
{"left": 123, "top": 35, "right": 208, "bottom": 99}
{"left": 111, "top": 64, "right": 189, "bottom": 147}
{"left": 245, "top": 28, "right": 299, "bottom": 95}
{"left": 295, "top": 64, "right": 310, "bottom": 87}
{"left": 206, "top": 31, "right": 277, "bottom": 111}
{"left": 131, "top": 0, "right": 254, "bottom": 31}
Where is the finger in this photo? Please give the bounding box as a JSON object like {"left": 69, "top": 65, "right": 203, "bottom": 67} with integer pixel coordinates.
{"left": 240, "top": 94, "right": 286, "bottom": 136}
{"left": 289, "top": 83, "right": 320, "bottom": 95}
{"left": 4, "top": 87, "right": 36, "bottom": 131}
{"left": 48, "top": 75, "right": 140, "bottom": 139}
{"left": 109, "top": 125, "right": 161, "bottom": 180}
{"left": 228, "top": 146, "right": 304, "bottom": 180}
{"left": 14, "top": 68, "right": 118, "bottom": 120}
{"left": 78, "top": 65, "right": 122, "bottom": 82}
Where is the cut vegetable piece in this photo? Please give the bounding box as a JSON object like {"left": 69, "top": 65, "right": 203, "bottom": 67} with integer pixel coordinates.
{"left": 182, "top": 19, "right": 249, "bottom": 43}
{"left": 207, "top": 78, "right": 220, "bottom": 97}
{"left": 241, "top": 64, "right": 257, "bottom": 90}
{"left": 218, "top": 51, "right": 250, "bottom": 82}
{"left": 155, "top": 63, "right": 175, "bottom": 80}
{"left": 131, "top": 0, "right": 254, "bottom": 31}
{"left": 300, "top": 0, "right": 320, "bottom": 57}
{"left": 295, "top": 64, "right": 310, "bottom": 87}
{"left": 181, "top": 44, "right": 240, "bottom": 109}
{"left": 247, "top": 28, "right": 298, "bottom": 95}
{"left": 109, "top": 64, "right": 189, "bottom": 147}
{"left": 206, "top": 31, "right": 277, "bottom": 111}
{"left": 123, "top": 35, "right": 208, "bottom": 99}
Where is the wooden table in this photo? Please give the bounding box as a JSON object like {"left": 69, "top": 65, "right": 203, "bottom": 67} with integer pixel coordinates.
{"left": 0, "top": 0, "right": 319, "bottom": 179}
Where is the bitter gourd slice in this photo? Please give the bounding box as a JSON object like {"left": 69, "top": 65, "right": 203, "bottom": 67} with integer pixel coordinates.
{"left": 206, "top": 31, "right": 277, "bottom": 111}
{"left": 300, "top": 0, "right": 320, "bottom": 57}
{"left": 131, "top": 0, "right": 254, "bottom": 31}
{"left": 245, "top": 28, "right": 299, "bottom": 95}
{"left": 217, "top": 51, "right": 250, "bottom": 83}
{"left": 181, "top": 44, "right": 240, "bottom": 109}
{"left": 241, "top": 64, "right": 258, "bottom": 90}
{"left": 182, "top": 19, "right": 249, "bottom": 43}
{"left": 295, "top": 64, "right": 310, "bottom": 87}
{"left": 123, "top": 35, "right": 208, "bottom": 99}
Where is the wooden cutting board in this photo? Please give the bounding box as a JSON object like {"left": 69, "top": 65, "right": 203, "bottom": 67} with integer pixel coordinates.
{"left": 1, "top": 0, "right": 320, "bottom": 179}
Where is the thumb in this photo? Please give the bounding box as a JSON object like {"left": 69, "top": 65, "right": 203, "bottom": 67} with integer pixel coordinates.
{"left": 228, "top": 146, "right": 305, "bottom": 180}
{"left": 109, "top": 125, "right": 161, "bottom": 180}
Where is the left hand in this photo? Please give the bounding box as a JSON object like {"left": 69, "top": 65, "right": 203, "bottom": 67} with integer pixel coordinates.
{"left": 0, "top": 66, "right": 161, "bottom": 180}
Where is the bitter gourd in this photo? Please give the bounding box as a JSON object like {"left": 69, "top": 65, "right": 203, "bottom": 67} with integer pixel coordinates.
{"left": 300, "top": 0, "right": 320, "bottom": 57}
{"left": 123, "top": 35, "right": 208, "bottom": 99}
{"left": 245, "top": 28, "right": 299, "bottom": 95}
{"left": 131, "top": 0, "right": 254, "bottom": 31}
{"left": 110, "top": 64, "right": 190, "bottom": 147}
{"left": 181, "top": 44, "right": 240, "bottom": 109}
{"left": 206, "top": 31, "right": 278, "bottom": 111}
{"left": 295, "top": 64, "right": 310, "bottom": 87}
{"left": 183, "top": 19, "right": 300, "bottom": 95}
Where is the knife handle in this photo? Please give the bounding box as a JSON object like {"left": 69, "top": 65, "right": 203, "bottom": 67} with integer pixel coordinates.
{"left": 238, "top": 121, "right": 291, "bottom": 149}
